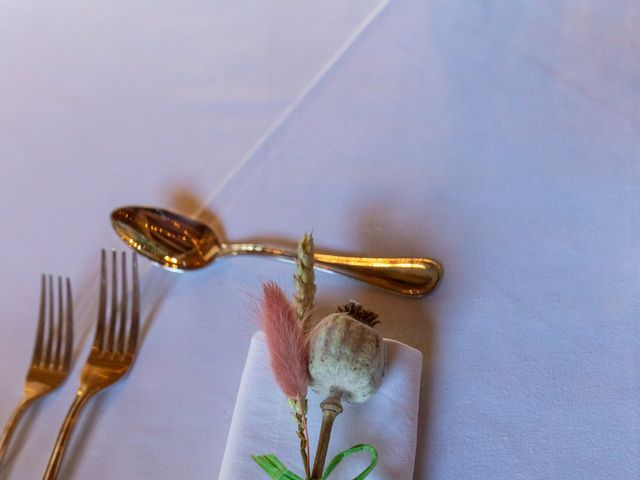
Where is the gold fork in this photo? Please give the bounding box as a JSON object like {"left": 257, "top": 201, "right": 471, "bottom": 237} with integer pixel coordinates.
{"left": 0, "top": 275, "right": 73, "bottom": 467}
{"left": 42, "top": 250, "right": 140, "bottom": 480}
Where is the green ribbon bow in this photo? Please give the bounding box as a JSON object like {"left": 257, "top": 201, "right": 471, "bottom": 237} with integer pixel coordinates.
{"left": 252, "top": 444, "right": 378, "bottom": 480}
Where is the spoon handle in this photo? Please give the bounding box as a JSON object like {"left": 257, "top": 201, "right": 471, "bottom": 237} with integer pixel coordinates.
{"left": 221, "top": 243, "right": 442, "bottom": 296}
{"left": 314, "top": 253, "right": 441, "bottom": 296}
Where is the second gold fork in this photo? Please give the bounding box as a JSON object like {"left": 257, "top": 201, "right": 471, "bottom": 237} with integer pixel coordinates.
{"left": 42, "top": 250, "right": 140, "bottom": 480}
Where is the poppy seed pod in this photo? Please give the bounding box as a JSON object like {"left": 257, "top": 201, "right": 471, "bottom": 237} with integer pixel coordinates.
{"left": 308, "top": 301, "right": 386, "bottom": 478}
{"left": 308, "top": 302, "right": 386, "bottom": 403}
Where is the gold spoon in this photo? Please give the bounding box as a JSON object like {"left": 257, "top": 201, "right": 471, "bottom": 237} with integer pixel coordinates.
{"left": 110, "top": 206, "right": 442, "bottom": 296}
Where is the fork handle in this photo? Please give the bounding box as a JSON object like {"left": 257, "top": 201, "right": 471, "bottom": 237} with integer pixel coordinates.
{"left": 42, "top": 390, "right": 94, "bottom": 480}
{"left": 0, "top": 397, "right": 34, "bottom": 466}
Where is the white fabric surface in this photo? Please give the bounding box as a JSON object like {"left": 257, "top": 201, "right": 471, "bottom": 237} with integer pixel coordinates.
{"left": 219, "top": 331, "right": 422, "bottom": 480}
{"left": 1, "top": 1, "right": 639, "bottom": 479}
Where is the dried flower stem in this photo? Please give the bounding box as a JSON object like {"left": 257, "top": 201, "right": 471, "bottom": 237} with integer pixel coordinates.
{"left": 260, "top": 282, "right": 312, "bottom": 475}
{"left": 291, "top": 234, "right": 314, "bottom": 476}
{"left": 260, "top": 282, "right": 312, "bottom": 477}
{"left": 289, "top": 396, "right": 311, "bottom": 478}
{"left": 294, "top": 233, "right": 316, "bottom": 334}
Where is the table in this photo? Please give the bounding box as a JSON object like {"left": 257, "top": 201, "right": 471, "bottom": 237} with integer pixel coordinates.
{"left": 1, "top": 1, "right": 639, "bottom": 478}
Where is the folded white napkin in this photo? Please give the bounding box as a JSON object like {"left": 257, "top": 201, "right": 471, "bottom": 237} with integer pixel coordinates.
{"left": 219, "top": 331, "right": 422, "bottom": 479}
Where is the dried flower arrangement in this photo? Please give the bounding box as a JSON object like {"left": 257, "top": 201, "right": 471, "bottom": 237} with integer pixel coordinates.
{"left": 253, "top": 233, "right": 385, "bottom": 480}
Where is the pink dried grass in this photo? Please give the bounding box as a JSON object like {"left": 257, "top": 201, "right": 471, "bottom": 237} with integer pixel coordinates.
{"left": 260, "top": 282, "right": 309, "bottom": 399}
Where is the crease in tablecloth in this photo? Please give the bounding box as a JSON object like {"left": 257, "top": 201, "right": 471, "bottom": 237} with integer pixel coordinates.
{"left": 195, "top": 0, "right": 391, "bottom": 219}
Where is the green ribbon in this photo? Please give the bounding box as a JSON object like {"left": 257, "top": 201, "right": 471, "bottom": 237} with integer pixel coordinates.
{"left": 251, "top": 454, "right": 305, "bottom": 480}
{"left": 252, "top": 444, "right": 378, "bottom": 480}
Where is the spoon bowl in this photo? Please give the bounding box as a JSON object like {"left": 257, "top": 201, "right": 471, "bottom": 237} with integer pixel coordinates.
{"left": 112, "top": 206, "right": 222, "bottom": 271}
{"left": 111, "top": 206, "right": 442, "bottom": 296}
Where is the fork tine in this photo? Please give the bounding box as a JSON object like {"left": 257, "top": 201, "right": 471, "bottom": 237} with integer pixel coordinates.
{"left": 117, "top": 251, "right": 128, "bottom": 354}
{"left": 127, "top": 253, "right": 139, "bottom": 354}
{"left": 43, "top": 275, "right": 54, "bottom": 366}
{"left": 63, "top": 277, "right": 73, "bottom": 370}
{"left": 31, "top": 274, "right": 47, "bottom": 366}
{"left": 106, "top": 250, "right": 118, "bottom": 352}
{"left": 53, "top": 276, "right": 64, "bottom": 368}
{"left": 93, "top": 249, "right": 107, "bottom": 351}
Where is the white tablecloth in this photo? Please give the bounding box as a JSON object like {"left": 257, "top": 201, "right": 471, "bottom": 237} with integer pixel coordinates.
{"left": 1, "top": 1, "right": 639, "bottom": 479}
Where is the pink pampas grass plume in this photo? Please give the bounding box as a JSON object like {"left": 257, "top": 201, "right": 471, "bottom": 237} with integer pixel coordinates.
{"left": 260, "top": 281, "right": 309, "bottom": 399}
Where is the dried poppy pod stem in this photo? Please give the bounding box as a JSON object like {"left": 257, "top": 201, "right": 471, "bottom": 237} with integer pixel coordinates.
{"left": 310, "top": 391, "right": 343, "bottom": 479}
{"left": 308, "top": 302, "right": 386, "bottom": 479}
